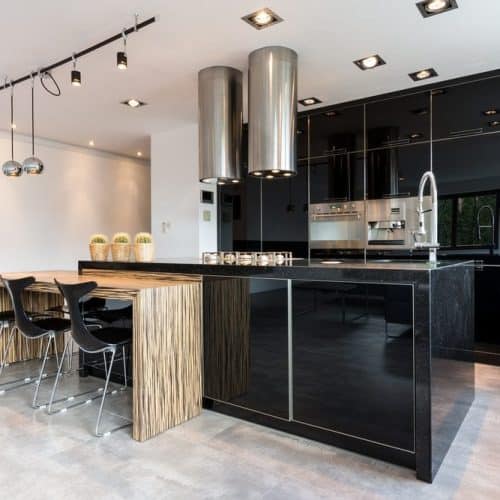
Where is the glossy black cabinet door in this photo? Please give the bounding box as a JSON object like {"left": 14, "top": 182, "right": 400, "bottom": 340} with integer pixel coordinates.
{"left": 433, "top": 133, "right": 500, "bottom": 195}
{"left": 432, "top": 76, "right": 500, "bottom": 140}
{"left": 366, "top": 92, "right": 430, "bottom": 149}
{"left": 366, "top": 143, "right": 430, "bottom": 199}
{"left": 203, "top": 276, "right": 289, "bottom": 419}
{"left": 310, "top": 152, "right": 364, "bottom": 203}
{"left": 218, "top": 173, "right": 262, "bottom": 251}
{"left": 262, "top": 162, "right": 309, "bottom": 257}
{"left": 292, "top": 281, "right": 414, "bottom": 451}
{"left": 297, "top": 116, "right": 309, "bottom": 160}
{"left": 309, "top": 105, "right": 364, "bottom": 157}
{"left": 475, "top": 266, "right": 500, "bottom": 356}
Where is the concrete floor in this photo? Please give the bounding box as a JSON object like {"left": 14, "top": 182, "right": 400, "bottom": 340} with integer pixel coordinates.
{"left": 0, "top": 360, "right": 499, "bottom": 500}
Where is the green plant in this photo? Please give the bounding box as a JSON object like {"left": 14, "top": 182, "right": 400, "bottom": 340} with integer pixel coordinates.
{"left": 135, "top": 232, "right": 153, "bottom": 244}
{"left": 112, "top": 232, "right": 131, "bottom": 244}
{"left": 90, "top": 234, "right": 108, "bottom": 244}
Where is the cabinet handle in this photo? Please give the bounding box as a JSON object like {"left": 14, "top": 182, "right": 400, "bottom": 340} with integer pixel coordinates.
{"left": 382, "top": 138, "right": 410, "bottom": 147}
{"left": 449, "top": 128, "right": 483, "bottom": 137}
{"left": 323, "top": 147, "right": 347, "bottom": 154}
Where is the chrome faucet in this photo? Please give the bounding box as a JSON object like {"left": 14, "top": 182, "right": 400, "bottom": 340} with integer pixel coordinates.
{"left": 414, "top": 170, "right": 439, "bottom": 263}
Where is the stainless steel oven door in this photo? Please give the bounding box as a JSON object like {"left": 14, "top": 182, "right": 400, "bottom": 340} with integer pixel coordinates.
{"left": 310, "top": 212, "right": 365, "bottom": 249}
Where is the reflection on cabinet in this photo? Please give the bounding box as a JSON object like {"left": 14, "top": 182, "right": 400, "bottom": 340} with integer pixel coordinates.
{"left": 292, "top": 281, "right": 414, "bottom": 451}
{"left": 262, "top": 161, "right": 309, "bottom": 257}
{"left": 366, "top": 92, "right": 430, "bottom": 149}
{"left": 366, "top": 143, "right": 430, "bottom": 199}
{"left": 310, "top": 153, "right": 364, "bottom": 203}
{"left": 432, "top": 76, "right": 500, "bottom": 140}
{"left": 218, "top": 173, "right": 262, "bottom": 251}
{"left": 203, "top": 276, "right": 289, "bottom": 419}
{"left": 297, "top": 116, "right": 308, "bottom": 160}
{"left": 309, "top": 105, "right": 364, "bottom": 157}
{"left": 475, "top": 267, "right": 500, "bottom": 356}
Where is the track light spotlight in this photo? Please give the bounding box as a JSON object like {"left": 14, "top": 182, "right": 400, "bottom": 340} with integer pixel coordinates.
{"left": 71, "top": 54, "right": 81, "bottom": 86}
{"left": 117, "top": 30, "right": 128, "bottom": 70}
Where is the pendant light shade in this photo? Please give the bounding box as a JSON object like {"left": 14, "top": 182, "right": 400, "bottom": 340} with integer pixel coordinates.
{"left": 22, "top": 76, "right": 44, "bottom": 175}
{"left": 2, "top": 83, "right": 22, "bottom": 177}
{"left": 198, "top": 66, "right": 242, "bottom": 184}
{"left": 248, "top": 46, "right": 298, "bottom": 179}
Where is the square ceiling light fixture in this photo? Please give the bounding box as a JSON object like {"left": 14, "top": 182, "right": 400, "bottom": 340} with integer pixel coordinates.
{"left": 409, "top": 67, "right": 438, "bottom": 81}
{"left": 242, "top": 8, "right": 283, "bottom": 30}
{"left": 121, "top": 99, "right": 147, "bottom": 108}
{"left": 299, "top": 97, "right": 322, "bottom": 106}
{"left": 416, "top": 0, "right": 458, "bottom": 18}
{"left": 353, "top": 54, "right": 386, "bottom": 71}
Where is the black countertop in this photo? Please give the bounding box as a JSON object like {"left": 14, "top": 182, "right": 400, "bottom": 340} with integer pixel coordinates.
{"left": 79, "top": 258, "right": 474, "bottom": 283}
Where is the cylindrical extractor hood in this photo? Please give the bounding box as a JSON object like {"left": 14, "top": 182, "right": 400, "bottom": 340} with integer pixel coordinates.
{"left": 198, "top": 66, "right": 242, "bottom": 184}
{"left": 248, "top": 46, "right": 298, "bottom": 179}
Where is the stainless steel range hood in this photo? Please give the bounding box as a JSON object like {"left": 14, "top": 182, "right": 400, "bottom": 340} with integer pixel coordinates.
{"left": 248, "top": 46, "right": 298, "bottom": 179}
{"left": 198, "top": 66, "right": 242, "bottom": 184}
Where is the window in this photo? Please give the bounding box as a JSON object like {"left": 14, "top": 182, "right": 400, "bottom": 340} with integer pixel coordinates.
{"left": 438, "top": 191, "right": 498, "bottom": 249}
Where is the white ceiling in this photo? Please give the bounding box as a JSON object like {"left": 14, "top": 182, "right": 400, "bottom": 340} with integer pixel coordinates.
{"left": 1, "top": 0, "right": 500, "bottom": 160}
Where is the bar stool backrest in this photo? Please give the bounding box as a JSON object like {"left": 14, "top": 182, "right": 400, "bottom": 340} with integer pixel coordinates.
{"left": 1, "top": 276, "right": 46, "bottom": 337}
{"left": 55, "top": 280, "right": 109, "bottom": 352}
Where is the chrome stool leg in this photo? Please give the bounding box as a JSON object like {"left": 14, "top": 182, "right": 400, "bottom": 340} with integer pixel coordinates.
{"left": 32, "top": 332, "right": 54, "bottom": 408}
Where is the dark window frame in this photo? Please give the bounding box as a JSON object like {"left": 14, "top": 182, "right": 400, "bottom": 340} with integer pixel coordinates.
{"left": 438, "top": 189, "right": 499, "bottom": 250}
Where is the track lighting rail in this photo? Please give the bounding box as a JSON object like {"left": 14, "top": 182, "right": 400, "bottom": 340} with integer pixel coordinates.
{"left": 0, "top": 16, "right": 156, "bottom": 92}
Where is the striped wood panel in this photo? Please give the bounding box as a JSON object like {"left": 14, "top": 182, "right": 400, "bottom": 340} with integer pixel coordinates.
{"left": 132, "top": 282, "right": 202, "bottom": 441}
{"left": 203, "top": 277, "right": 250, "bottom": 401}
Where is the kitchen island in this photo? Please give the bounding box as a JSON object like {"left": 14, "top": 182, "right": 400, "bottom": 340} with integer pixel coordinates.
{"left": 79, "top": 258, "right": 475, "bottom": 482}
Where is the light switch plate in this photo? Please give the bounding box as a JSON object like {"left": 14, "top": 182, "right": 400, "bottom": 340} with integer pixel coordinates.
{"left": 203, "top": 210, "right": 211, "bottom": 222}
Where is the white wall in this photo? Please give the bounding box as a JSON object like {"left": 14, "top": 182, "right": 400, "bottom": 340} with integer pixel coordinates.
{"left": 151, "top": 124, "right": 217, "bottom": 259}
{"left": 0, "top": 132, "right": 150, "bottom": 272}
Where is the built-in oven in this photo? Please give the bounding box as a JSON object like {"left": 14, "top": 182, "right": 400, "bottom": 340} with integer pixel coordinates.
{"left": 309, "top": 201, "right": 365, "bottom": 250}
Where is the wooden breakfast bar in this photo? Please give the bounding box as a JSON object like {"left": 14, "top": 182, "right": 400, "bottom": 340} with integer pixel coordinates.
{"left": 0, "top": 270, "right": 202, "bottom": 442}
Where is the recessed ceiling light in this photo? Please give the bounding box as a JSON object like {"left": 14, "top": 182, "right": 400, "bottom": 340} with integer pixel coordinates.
{"left": 416, "top": 0, "right": 458, "bottom": 17}
{"left": 299, "top": 97, "right": 322, "bottom": 106}
{"left": 231, "top": 179, "right": 240, "bottom": 183}
{"left": 89, "top": 140, "right": 95, "bottom": 147}
{"left": 121, "top": 99, "right": 147, "bottom": 108}
{"left": 136, "top": 151, "right": 143, "bottom": 157}
{"left": 253, "top": 172, "right": 263, "bottom": 176}
{"left": 483, "top": 109, "right": 498, "bottom": 116}
{"left": 489, "top": 120, "right": 500, "bottom": 127}
{"left": 265, "top": 175, "right": 274, "bottom": 179}
{"left": 353, "top": 54, "right": 386, "bottom": 71}
{"left": 242, "top": 8, "right": 283, "bottom": 30}
{"left": 409, "top": 68, "right": 438, "bottom": 81}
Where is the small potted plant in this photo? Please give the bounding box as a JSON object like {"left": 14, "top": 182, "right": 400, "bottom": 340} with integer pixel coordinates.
{"left": 111, "top": 232, "right": 131, "bottom": 262}
{"left": 134, "top": 232, "right": 154, "bottom": 262}
{"left": 89, "top": 234, "right": 109, "bottom": 261}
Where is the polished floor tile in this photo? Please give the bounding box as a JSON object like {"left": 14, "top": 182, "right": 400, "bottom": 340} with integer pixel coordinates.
{"left": 0, "top": 360, "right": 499, "bottom": 499}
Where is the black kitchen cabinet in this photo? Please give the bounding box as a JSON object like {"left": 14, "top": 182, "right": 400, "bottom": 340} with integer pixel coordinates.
{"left": 310, "top": 152, "right": 364, "bottom": 203}
{"left": 297, "top": 116, "right": 309, "bottom": 160}
{"left": 366, "top": 92, "right": 431, "bottom": 149}
{"left": 262, "top": 161, "right": 309, "bottom": 257}
{"left": 309, "top": 105, "right": 364, "bottom": 157}
{"left": 292, "top": 281, "right": 414, "bottom": 451}
{"left": 218, "top": 171, "right": 262, "bottom": 251}
{"left": 433, "top": 133, "right": 500, "bottom": 195}
{"left": 203, "top": 276, "right": 289, "bottom": 419}
{"left": 432, "top": 75, "right": 500, "bottom": 140}
{"left": 366, "top": 143, "right": 430, "bottom": 199}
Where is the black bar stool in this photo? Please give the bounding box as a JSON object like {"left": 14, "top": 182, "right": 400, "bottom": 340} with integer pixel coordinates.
{"left": 0, "top": 277, "right": 71, "bottom": 407}
{"left": 49, "top": 280, "right": 132, "bottom": 437}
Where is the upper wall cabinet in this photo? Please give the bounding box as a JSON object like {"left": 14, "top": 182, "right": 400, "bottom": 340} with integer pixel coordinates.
{"left": 432, "top": 76, "right": 500, "bottom": 140}
{"left": 309, "top": 105, "right": 364, "bottom": 157}
{"left": 297, "top": 116, "right": 309, "bottom": 160}
{"left": 366, "top": 92, "right": 431, "bottom": 149}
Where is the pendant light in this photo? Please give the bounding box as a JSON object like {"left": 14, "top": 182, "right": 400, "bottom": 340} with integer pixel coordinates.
{"left": 248, "top": 46, "right": 298, "bottom": 179}
{"left": 2, "top": 81, "right": 22, "bottom": 177}
{"left": 117, "top": 30, "right": 128, "bottom": 70}
{"left": 22, "top": 74, "right": 44, "bottom": 175}
{"left": 71, "top": 53, "right": 82, "bottom": 86}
